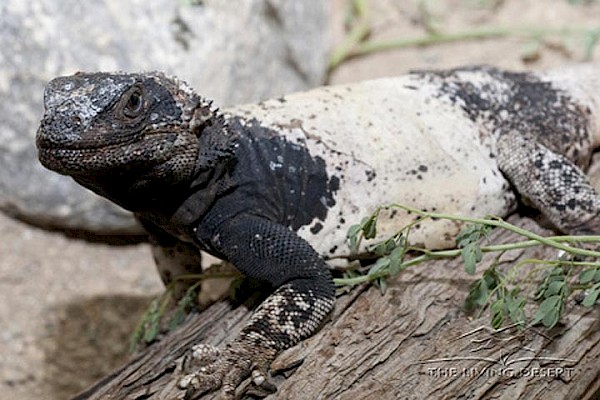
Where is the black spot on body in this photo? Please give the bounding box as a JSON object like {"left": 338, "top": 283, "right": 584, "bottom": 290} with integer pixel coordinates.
{"left": 366, "top": 170, "right": 377, "bottom": 182}
{"left": 549, "top": 160, "right": 564, "bottom": 169}
{"left": 310, "top": 222, "right": 323, "bottom": 234}
{"left": 190, "top": 117, "right": 339, "bottom": 253}
{"left": 328, "top": 175, "right": 340, "bottom": 192}
{"left": 416, "top": 66, "right": 592, "bottom": 167}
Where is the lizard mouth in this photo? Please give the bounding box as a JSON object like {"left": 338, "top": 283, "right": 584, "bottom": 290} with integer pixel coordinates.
{"left": 37, "top": 142, "right": 125, "bottom": 175}
{"left": 37, "top": 127, "right": 187, "bottom": 177}
{"left": 35, "top": 119, "right": 143, "bottom": 152}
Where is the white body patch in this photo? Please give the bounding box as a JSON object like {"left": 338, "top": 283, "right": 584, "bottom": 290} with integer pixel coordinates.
{"left": 226, "top": 75, "right": 516, "bottom": 260}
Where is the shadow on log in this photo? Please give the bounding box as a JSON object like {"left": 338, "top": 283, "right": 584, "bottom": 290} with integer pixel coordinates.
{"left": 72, "top": 216, "right": 600, "bottom": 400}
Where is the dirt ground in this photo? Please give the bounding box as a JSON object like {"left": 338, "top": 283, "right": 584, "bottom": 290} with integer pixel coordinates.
{"left": 2, "top": 1, "right": 600, "bottom": 399}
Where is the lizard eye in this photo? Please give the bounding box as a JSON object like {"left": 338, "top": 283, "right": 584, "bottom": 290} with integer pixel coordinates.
{"left": 123, "top": 86, "right": 144, "bottom": 118}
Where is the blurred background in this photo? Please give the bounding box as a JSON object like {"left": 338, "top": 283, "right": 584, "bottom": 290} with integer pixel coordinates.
{"left": 1, "top": 0, "right": 599, "bottom": 398}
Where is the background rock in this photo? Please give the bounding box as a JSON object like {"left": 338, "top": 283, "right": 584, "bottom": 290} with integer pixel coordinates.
{"left": 4, "top": 1, "right": 600, "bottom": 399}
{"left": 0, "top": 0, "right": 331, "bottom": 234}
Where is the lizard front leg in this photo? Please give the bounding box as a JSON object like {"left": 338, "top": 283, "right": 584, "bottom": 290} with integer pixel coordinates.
{"left": 496, "top": 130, "right": 600, "bottom": 235}
{"left": 178, "top": 214, "right": 335, "bottom": 398}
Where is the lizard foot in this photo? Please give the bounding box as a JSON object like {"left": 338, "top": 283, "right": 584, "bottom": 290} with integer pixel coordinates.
{"left": 178, "top": 342, "right": 277, "bottom": 399}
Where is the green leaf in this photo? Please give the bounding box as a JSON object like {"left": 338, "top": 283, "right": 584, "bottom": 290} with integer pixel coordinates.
{"left": 482, "top": 267, "right": 501, "bottom": 288}
{"left": 535, "top": 266, "right": 566, "bottom": 300}
{"left": 580, "top": 268, "right": 599, "bottom": 284}
{"left": 505, "top": 290, "right": 526, "bottom": 326}
{"left": 542, "top": 308, "right": 560, "bottom": 328}
{"left": 143, "top": 311, "right": 162, "bottom": 343}
{"left": 457, "top": 223, "right": 490, "bottom": 275}
{"left": 490, "top": 298, "right": 505, "bottom": 329}
{"left": 167, "top": 284, "right": 198, "bottom": 330}
{"left": 546, "top": 280, "right": 565, "bottom": 297}
{"left": 388, "top": 246, "right": 405, "bottom": 276}
{"left": 456, "top": 224, "right": 477, "bottom": 247}
{"left": 582, "top": 284, "right": 600, "bottom": 307}
{"left": 461, "top": 242, "right": 483, "bottom": 275}
{"left": 130, "top": 292, "right": 173, "bottom": 351}
{"left": 378, "top": 277, "right": 388, "bottom": 294}
{"left": 456, "top": 223, "right": 491, "bottom": 247}
{"left": 532, "top": 295, "right": 562, "bottom": 327}
{"left": 465, "top": 267, "right": 501, "bottom": 313}
{"left": 347, "top": 224, "right": 362, "bottom": 252}
{"left": 466, "top": 279, "right": 488, "bottom": 311}
{"left": 539, "top": 295, "right": 561, "bottom": 313}
{"left": 369, "top": 256, "right": 390, "bottom": 275}
{"left": 362, "top": 215, "right": 377, "bottom": 239}
{"left": 347, "top": 224, "right": 362, "bottom": 239}
{"left": 465, "top": 280, "right": 487, "bottom": 312}
{"left": 370, "top": 237, "right": 397, "bottom": 256}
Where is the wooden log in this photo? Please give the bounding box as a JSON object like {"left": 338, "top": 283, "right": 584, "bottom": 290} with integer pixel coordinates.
{"left": 71, "top": 216, "right": 600, "bottom": 400}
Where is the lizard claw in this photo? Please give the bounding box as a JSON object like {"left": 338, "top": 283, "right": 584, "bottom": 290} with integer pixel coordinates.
{"left": 177, "top": 341, "right": 277, "bottom": 399}
{"left": 178, "top": 344, "right": 224, "bottom": 398}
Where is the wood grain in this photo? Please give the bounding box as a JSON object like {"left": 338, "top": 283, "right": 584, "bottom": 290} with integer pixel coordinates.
{"left": 72, "top": 216, "right": 600, "bottom": 400}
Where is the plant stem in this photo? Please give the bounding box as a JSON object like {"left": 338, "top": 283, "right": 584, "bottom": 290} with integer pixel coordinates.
{"left": 330, "top": 25, "right": 600, "bottom": 69}
{"left": 390, "top": 204, "right": 600, "bottom": 258}
{"left": 335, "top": 204, "right": 600, "bottom": 287}
{"left": 329, "top": 0, "right": 371, "bottom": 71}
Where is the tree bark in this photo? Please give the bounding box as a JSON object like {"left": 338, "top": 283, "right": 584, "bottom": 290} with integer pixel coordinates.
{"left": 71, "top": 216, "right": 600, "bottom": 400}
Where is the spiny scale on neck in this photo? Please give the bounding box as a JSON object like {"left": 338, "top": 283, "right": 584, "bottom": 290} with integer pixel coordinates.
{"left": 154, "top": 72, "right": 237, "bottom": 175}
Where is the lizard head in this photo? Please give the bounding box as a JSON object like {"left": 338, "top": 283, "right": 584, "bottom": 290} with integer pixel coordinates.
{"left": 36, "top": 72, "right": 237, "bottom": 211}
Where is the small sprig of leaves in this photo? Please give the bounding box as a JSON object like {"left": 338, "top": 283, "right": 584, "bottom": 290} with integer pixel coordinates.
{"left": 464, "top": 266, "right": 526, "bottom": 329}
{"left": 457, "top": 223, "right": 493, "bottom": 274}
{"left": 532, "top": 266, "right": 571, "bottom": 327}
{"left": 579, "top": 266, "right": 600, "bottom": 306}
{"left": 337, "top": 203, "right": 600, "bottom": 330}
{"left": 130, "top": 279, "right": 202, "bottom": 351}
{"left": 130, "top": 269, "right": 240, "bottom": 351}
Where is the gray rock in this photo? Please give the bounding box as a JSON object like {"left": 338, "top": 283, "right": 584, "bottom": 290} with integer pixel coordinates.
{"left": 0, "top": 0, "right": 331, "bottom": 234}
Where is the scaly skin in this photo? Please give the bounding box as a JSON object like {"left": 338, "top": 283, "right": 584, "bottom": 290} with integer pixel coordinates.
{"left": 36, "top": 65, "right": 600, "bottom": 398}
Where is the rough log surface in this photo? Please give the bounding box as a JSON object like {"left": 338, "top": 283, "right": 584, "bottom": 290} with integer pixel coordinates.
{"left": 72, "top": 216, "right": 600, "bottom": 400}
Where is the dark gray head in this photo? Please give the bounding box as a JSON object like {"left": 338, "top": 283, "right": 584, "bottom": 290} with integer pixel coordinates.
{"left": 36, "top": 72, "right": 236, "bottom": 212}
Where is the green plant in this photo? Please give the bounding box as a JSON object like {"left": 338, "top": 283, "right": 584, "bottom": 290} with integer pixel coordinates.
{"left": 130, "top": 270, "right": 239, "bottom": 350}
{"left": 339, "top": 204, "right": 600, "bottom": 329}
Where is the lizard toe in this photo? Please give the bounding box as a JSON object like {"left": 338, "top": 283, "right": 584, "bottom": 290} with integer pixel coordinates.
{"left": 177, "top": 340, "right": 276, "bottom": 399}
